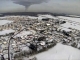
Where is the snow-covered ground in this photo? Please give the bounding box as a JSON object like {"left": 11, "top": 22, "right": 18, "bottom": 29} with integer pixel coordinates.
{"left": 0, "top": 15, "right": 80, "bottom": 60}
{"left": 38, "top": 14, "right": 57, "bottom": 19}
{"left": 60, "top": 22, "right": 80, "bottom": 30}
{"left": 57, "top": 16, "right": 80, "bottom": 23}
{"left": 57, "top": 16, "right": 80, "bottom": 30}
{"left": 0, "top": 29, "right": 15, "bottom": 35}
{"left": 0, "top": 20, "right": 13, "bottom": 25}
{"left": 28, "top": 16, "right": 38, "bottom": 19}
{"left": 33, "top": 43, "right": 80, "bottom": 60}
{"left": 38, "top": 14, "right": 57, "bottom": 20}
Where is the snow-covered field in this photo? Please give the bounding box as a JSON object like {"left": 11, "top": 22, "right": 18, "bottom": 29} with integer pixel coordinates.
{"left": 57, "top": 16, "right": 80, "bottom": 30}
{"left": 0, "top": 29, "right": 15, "bottom": 35}
{"left": 57, "top": 16, "right": 80, "bottom": 23}
{"left": 33, "top": 43, "right": 80, "bottom": 60}
{"left": 38, "top": 14, "right": 57, "bottom": 19}
{"left": 60, "top": 22, "right": 80, "bottom": 30}
{"left": 0, "top": 15, "right": 80, "bottom": 60}
{"left": 0, "top": 20, "right": 13, "bottom": 25}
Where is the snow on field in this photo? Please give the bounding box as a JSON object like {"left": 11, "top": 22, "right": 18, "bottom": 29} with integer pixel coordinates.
{"left": 0, "top": 29, "right": 15, "bottom": 35}
{"left": 34, "top": 43, "right": 80, "bottom": 60}
{"left": 38, "top": 14, "right": 57, "bottom": 19}
{"left": 57, "top": 16, "right": 80, "bottom": 23}
{"left": 0, "top": 20, "right": 13, "bottom": 25}
{"left": 57, "top": 16, "right": 80, "bottom": 30}
{"left": 28, "top": 16, "right": 38, "bottom": 19}
{"left": 60, "top": 22, "right": 80, "bottom": 30}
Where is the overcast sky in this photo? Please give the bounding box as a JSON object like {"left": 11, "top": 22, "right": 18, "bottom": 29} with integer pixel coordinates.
{"left": 0, "top": 0, "right": 80, "bottom": 15}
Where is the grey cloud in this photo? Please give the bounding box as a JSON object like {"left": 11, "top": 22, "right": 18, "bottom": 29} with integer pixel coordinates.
{"left": 27, "top": 0, "right": 80, "bottom": 15}
{"left": 12, "top": 0, "right": 48, "bottom": 8}
{"left": 1, "top": 0, "right": 80, "bottom": 15}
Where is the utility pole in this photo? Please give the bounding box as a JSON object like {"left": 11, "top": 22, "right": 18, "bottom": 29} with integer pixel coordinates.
{"left": 8, "top": 37, "right": 13, "bottom": 60}
{"left": 8, "top": 28, "right": 25, "bottom": 60}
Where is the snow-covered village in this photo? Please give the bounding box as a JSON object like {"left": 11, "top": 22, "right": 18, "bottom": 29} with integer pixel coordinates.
{"left": 0, "top": 14, "right": 80, "bottom": 60}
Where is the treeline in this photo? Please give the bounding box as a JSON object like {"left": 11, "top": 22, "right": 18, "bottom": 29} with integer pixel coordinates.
{"left": 1, "top": 12, "right": 66, "bottom": 16}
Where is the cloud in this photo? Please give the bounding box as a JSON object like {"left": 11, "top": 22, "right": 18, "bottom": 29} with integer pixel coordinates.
{"left": 12, "top": 0, "right": 48, "bottom": 8}
{"left": 27, "top": 0, "right": 80, "bottom": 15}
{"left": 0, "top": 0, "right": 80, "bottom": 15}
{"left": 0, "top": 0, "right": 25, "bottom": 13}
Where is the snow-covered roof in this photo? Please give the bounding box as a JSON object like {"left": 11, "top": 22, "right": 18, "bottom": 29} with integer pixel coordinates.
{"left": 34, "top": 43, "right": 80, "bottom": 60}
{"left": 40, "top": 41, "right": 45, "bottom": 46}
{"left": 21, "top": 46, "right": 30, "bottom": 52}
{"left": 59, "top": 27, "right": 72, "bottom": 32}
{"left": 46, "top": 23, "right": 50, "bottom": 26}
{"left": 0, "top": 29, "right": 15, "bottom": 36}
{"left": 0, "top": 20, "right": 13, "bottom": 26}
{"left": 14, "top": 31, "right": 33, "bottom": 38}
